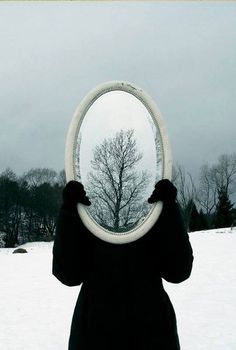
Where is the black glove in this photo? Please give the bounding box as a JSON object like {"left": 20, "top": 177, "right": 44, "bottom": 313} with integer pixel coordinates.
{"left": 148, "top": 179, "right": 177, "bottom": 204}
{"left": 62, "top": 181, "right": 91, "bottom": 210}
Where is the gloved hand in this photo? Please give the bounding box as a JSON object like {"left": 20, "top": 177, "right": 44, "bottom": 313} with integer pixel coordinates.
{"left": 148, "top": 179, "right": 177, "bottom": 204}
{"left": 62, "top": 181, "right": 91, "bottom": 210}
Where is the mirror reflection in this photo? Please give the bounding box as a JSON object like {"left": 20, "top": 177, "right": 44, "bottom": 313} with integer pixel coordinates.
{"left": 75, "top": 91, "right": 163, "bottom": 234}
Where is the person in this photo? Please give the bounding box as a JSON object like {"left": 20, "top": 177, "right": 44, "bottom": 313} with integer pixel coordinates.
{"left": 52, "top": 179, "right": 193, "bottom": 350}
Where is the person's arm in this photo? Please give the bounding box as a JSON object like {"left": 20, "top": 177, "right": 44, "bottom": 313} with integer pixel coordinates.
{"left": 52, "top": 181, "right": 91, "bottom": 287}
{"left": 148, "top": 180, "right": 193, "bottom": 283}
{"left": 157, "top": 201, "right": 193, "bottom": 283}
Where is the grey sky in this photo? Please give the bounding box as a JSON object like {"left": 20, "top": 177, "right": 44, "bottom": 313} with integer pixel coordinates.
{"left": 0, "top": 2, "right": 236, "bottom": 180}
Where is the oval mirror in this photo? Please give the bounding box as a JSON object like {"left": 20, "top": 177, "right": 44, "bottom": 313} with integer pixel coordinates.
{"left": 65, "top": 81, "right": 172, "bottom": 244}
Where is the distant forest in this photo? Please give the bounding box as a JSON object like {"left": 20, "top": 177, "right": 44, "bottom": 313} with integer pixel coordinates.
{"left": 0, "top": 168, "right": 65, "bottom": 248}
{"left": 0, "top": 152, "right": 235, "bottom": 248}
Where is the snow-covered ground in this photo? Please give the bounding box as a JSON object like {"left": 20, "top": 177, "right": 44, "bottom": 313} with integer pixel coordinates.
{"left": 0, "top": 228, "right": 235, "bottom": 350}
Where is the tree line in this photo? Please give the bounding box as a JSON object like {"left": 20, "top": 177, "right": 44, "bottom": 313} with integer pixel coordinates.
{"left": 0, "top": 168, "right": 66, "bottom": 248}
{"left": 0, "top": 151, "right": 235, "bottom": 248}
{"left": 173, "top": 153, "right": 236, "bottom": 232}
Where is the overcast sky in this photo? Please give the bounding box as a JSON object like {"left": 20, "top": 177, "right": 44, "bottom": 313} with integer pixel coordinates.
{"left": 0, "top": 1, "right": 236, "bottom": 181}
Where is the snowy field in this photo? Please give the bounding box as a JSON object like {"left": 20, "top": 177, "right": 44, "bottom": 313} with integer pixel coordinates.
{"left": 0, "top": 228, "right": 236, "bottom": 350}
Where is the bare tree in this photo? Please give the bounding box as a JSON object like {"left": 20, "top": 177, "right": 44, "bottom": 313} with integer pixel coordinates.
{"left": 57, "top": 169, "right": 66, "bottom": 187}
{"left": 197, "top": 164, "right": 218, "bottom": 216}
{"left": 172, "top": 164, "right": 197, "bottom": 228}
{"left": 198, "top": 153, "right": 236, "bottom": 215}
{"left": 86, "top": 129, "right": 151, "bottom": 232}
{"left": 22, "top": 168, "right": 57, "bottom": 188}
{"left": 211, "top": 153, "right": 236, "bottom": 195}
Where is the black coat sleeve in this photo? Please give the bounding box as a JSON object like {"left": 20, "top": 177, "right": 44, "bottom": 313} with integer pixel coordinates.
{"left": 52, "top": 206, "right": 89, "bottom": 287}
{"left": 156, "top": 201, "right": 194, "bottom": 284}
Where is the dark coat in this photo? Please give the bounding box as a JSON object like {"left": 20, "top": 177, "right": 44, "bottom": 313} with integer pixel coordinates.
{"left": 52, "top": 201, "right": 193, "bottom": 350}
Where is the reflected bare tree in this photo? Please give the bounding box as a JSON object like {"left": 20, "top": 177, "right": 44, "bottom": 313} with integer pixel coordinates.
{"left": 85, "top": 129, "right": 151, "bottom": 232}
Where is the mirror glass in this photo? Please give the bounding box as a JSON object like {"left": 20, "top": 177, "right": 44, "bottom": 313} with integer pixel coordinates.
{"left": 75, "top": 90, "right": 163, "bottom": 234}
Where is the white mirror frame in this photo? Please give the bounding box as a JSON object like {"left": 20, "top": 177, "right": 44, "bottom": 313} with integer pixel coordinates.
{"left": 65, "top": 81, "right": 172, "bottom": 244}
